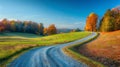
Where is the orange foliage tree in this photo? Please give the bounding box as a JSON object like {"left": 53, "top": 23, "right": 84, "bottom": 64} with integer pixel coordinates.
{"left": 43, "top": 28, "right": 48, "bottom": 35}
{"left": 47, "top": 24, "right": 57, "bottom": 35}
{"left": 0, "top": 22, "right": 5, "bottom": 32}
{"left": 85, "top": 13, "right": 98, "bottom": 31}
{"left": 10, "top": 20, "right": 16, "bottom": 32}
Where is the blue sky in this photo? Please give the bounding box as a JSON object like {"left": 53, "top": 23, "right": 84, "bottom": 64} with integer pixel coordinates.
{"left": 0, "top": 0, "right": 120, "bottom": 29}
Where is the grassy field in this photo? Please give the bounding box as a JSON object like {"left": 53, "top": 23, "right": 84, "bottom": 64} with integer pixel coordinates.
{"left": 78, "top": 30, "right": 120, "bottom": 67}
{"left": 0, "top": 32, "right": 91, "bottom": 63}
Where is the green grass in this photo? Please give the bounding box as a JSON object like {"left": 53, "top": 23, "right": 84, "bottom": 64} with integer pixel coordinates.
{"left": 0, "top": 32, "right": 42, "bottom": 38}
{"left": 62, "top": 33, "right": 105, "bottom": 67}
{"left": 0, "top": 32, "right": 91, "bottom": 63}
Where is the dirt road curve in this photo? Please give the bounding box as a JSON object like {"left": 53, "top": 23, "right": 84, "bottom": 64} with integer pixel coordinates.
{"left": 7, "top": 33, "right": 97, "bottom": 67}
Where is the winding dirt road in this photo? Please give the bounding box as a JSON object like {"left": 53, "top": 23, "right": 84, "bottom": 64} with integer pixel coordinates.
{"left": 7, "top": 33, "right": 97, "bottom": 67}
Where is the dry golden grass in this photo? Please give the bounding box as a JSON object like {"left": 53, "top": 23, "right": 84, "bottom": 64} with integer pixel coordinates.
{"left": 79, "top": 30, "right": 120, "bottom": 67}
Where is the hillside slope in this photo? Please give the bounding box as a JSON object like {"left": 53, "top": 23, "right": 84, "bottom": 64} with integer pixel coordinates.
{"left": 79, "top": 30, "right": 120, "bottom": 67}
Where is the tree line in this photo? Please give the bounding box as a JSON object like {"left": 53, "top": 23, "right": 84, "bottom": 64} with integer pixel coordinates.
{"left": 85, "top": 7, "right": 120, "bottom": 32}
{"left": 0, "top": 19, "right": 57, "bottom": 35}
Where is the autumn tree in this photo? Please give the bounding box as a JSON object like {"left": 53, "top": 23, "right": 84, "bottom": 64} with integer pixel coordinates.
{"left": 85, "top": 13, "right": 98, "bottom": 31}
{"left": 99, "top": 9, "right": 117, "bottom": 32}
{"left": 25, "top": 21, "right": 31, "bottom": 33}
{"left": 1, "top": 19, "right": 8, "bottom": 30}
{"left": 38, "top": 23, "right": 44, "bottom": 35}
{"left": 43, "top": 28, "right": 48, "bottom": 35}
{"left": 113, "top": 9, "right": 120, "bottom": 30}
{"left": 31, "top": 22, "right": 39, "bottom": 34}
{"left": 0, "top": 26, "right": 5, "bottom": 32}
{"left": 71, "top": 28, "right": 81, "bottom": 32}
{"left": 9, "top": 20, "right": 16, "bottom": 32}
{"left": 100, "top": 17, "right": 114, "bottom": 32}
{"left": 15, "top": 21, "right": 24, "bottom": 32}
{"left": 75, "top": 28, "right": 81, "bottom": 32}
{"left": 47, "top": 24, "right": 57, "bottom": 35}
{"left": 71, "top": 29, "right": 76, "bottom": 32}
{"left": 0, "top": 22, "right": 5, "bottom": 32}
{"left": 0, "top": 18, "right": 45, "bottom": 35}
{"left": 115, "top": 17, "right": 120, "bottom": 30}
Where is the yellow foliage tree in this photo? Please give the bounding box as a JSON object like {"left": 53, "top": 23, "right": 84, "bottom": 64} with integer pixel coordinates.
{"left": 10, "top": 20, "right": 16, "bottom": 32}
{"left": 43, "top": 28, "right": 48, "bottom": 35}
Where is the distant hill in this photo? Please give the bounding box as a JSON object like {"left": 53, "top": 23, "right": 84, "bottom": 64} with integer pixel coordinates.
{"left": 57, "top": 28, "right": 72, "bottom": 33}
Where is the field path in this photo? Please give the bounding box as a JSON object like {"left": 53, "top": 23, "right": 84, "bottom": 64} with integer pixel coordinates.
{"left": 7, "top": 33, "right": 97, "bottom": 67}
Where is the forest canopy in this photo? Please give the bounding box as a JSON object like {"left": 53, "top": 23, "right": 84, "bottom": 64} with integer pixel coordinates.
{"left": 0, "top": 19, "right": 57, "bottom": 35}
